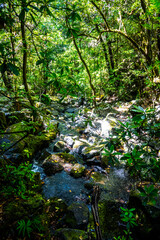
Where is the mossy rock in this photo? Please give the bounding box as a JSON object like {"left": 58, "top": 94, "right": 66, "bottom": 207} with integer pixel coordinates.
{"left": 0, "top": 121, "right": 58, "bottom": 164}
{"left": 54, "top": 140, "right": 69, "bottom": 152}
{"left": 101, "top": 154, "right": 109, "bottom": 168}
{"left": 42, "top": 159, "right": 64, "bottom": 176}
{"left": 82, "top": 146, "right": 100, "bottom": 159}
{"left": 70, "top": 163, "right": 85, "bottom": 178}
{"left": 2, "top": 195, "right": 50, "bottom": 240}
{"left": 56, "top": 152, "right": 76, "bottom": 163}
{"left": 98, "top": 200, "right": 123, "bottom": 239}
{"left": 65, "top": 202, "right": 89, "bottom": 230}
{"left": 55, "top": 228, "right": 88, "bottom": 240}
{"left": 48, "top": 198, "right": 68, "bottom": 223}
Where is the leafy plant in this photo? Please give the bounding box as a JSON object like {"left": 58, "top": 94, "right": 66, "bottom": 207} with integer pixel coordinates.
{"left": 17, "top": 217, "right": 43, "bottom": 238}
{"left": 0, "top": 162, "right": 39, "bottom": 199}
{"left": 102, "top": 145, "right": 122, "bottom": 165}
{"left": 120, "top": 207, "right": 137, "bottom": 239}
{"left": 138, "top": 184, "right": 159, "bottom": 205}
{"left": 17, "top": 219, "right": 32, "bottom": 238}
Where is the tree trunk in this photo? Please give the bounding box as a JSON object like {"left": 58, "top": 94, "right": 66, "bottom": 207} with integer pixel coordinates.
{"left": 20, "top": 0, "right": 34, "bottom": 107}
{"left": 95, "top": 24, "right": 113, "bottom": 80}
{"left": 72, "top": 34, "right": 96, "bottom": 106}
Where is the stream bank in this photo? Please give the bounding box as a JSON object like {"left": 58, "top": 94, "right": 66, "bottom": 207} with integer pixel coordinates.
{"left": 0, "top": 95, "right": 160, "bottom": 240}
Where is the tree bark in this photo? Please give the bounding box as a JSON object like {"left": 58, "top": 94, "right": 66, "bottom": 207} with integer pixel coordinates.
{"left": 95, "top": 24, "right": 113, "bottom": 79}
{"left": 20, "top": 0, "right": 34, "bottom": 107}
{"left": 72, "top": 33, "right": 96, "bottom": 104}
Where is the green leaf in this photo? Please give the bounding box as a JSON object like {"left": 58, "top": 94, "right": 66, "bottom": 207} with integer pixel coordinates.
{"left": 36, "top": 59, "right": 44, "bottom": 65}
{"left": 29, "top": 4, "right": 41, "bottom": 12}
{"left": 7, "top": 63, "right": 19, "bottom": 76}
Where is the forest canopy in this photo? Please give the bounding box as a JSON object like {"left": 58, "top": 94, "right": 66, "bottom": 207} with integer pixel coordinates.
{"left": 0, "top": 0, "right": 159, "bottom": 104}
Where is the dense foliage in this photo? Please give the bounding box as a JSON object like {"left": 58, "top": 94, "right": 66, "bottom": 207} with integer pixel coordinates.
{"left": 0, "top": 0, "right": 160, "bottom": 239}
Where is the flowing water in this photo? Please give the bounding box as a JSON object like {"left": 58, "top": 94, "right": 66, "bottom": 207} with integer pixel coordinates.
{"left": 32, "top": 102, "right": 131, "bottom": 205}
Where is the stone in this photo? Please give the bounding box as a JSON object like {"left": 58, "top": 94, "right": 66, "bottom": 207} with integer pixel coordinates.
{"left": 64, "top": 136, "right": 74, "bottom": 147}
{"left": 42, "top": 160, "right": 64, "bottom": 176}
{"left": 54, "top": 140, "right": 69, "bottom": 153}
{"left": 82, "top": 146, "right": 100, "bottom": 159}
{"left": 72, "top": 140, "right": 87, "bottom": 154}
{"left": 0, "top": 121, "right": 58, "bottom": 164}
{"left": 55, "top": 228, "right": 88, "bottom": 240}
{"left": 86, "top": 156, "right": 101, "bottom": 166}
{"left": 70, "top": 163, "right": 85, "bottom": 178}
{"left": 65, "top": 202, "right": 89, "bottom": 230}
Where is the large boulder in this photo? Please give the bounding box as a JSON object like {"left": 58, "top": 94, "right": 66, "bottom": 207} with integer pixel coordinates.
{"left": 42, "top": 160, "right": 64, "bottom": 176}
{"left": 0, "top": 121, "right": 58, "bottom": 164}
{"left": 42, "top": 153, "right": 77, "bottom": 175}
{"left": 70, "top": 163, "right": 85, "bottom": 178}
{"left": 54, "top": 140, "right": 70, "bottom": 152}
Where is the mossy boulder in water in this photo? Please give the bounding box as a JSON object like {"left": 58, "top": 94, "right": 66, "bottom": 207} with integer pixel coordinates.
{"left": 0, "top": 121, "right": 58, "bottom": 164}
{"left": 42, "top": 152, "right": 77, "bottom": 175}
{"left": 42, "top": 159, "right": 64, "bottom": 176}
{"left": 70, "top": 163, "right": 85, "bottom": 178}
{"left": 54, "top": 140, "right": 70, "bottom": 152}
{"left": 55, "top": 228, "right": 88, "bottom": 240}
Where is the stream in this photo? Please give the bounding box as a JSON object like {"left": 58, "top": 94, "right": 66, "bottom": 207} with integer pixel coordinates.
{"left": 32, "top": 99, "right": 131, "bottom": 205}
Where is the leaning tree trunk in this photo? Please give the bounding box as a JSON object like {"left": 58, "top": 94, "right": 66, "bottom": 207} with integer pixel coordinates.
{"left": 20, "top": 0, "right": 34, "bottom": 108}
{"left": 72, "top": 34, "right": 96, "bottom": 106}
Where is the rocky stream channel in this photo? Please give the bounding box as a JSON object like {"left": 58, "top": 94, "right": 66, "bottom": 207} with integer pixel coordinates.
{"left": 1, "top": 96, "right": 160, "bottom": 240}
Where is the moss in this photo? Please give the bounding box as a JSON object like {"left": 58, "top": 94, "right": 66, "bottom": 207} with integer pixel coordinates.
{"left": 0, "top": 121, "right": 58, "bottom": 163}
{"left": 70, "top": 164, "right": 85, "bottom": 178}
{"left": 98, "top": 200, "right": 123, "bottom": 239}
{"left": 56, "top": 152, "right": 76, "bottom": 163}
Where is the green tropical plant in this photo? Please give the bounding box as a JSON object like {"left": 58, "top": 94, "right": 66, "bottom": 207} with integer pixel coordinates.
{"left": 17, "top": 219, "right": 32, "bottom": 238}
{"left": 0, "top": 162, "right": 39, "bottom": 199}
{"left": 120, "top": 207, "right": 138, "bottom": 239}
{"left": 138, "top": 184, "right": 159, "bottom": 205}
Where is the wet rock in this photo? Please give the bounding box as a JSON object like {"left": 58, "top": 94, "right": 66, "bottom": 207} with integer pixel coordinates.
{"left": 42, "top": 159, "right": 64, "bottom": 176}
{"left": 82, "top": 146, "right": 100, "bottom": 159}
{"left": 54, "top": 140, "right": 70, "bottom": 153}
{"left": 86, "top": 156, "right": 101, "bottom": 166}
{"left": 0, "top": 111, "right": 7, "bottom": 130}
{"left": 70, "top": 163, "right": 85, "bottom": 178}
{"left": 72, "top": 140, "right": 87, "bottom": 154}
{"left": 50, "top": 102, "right": 65, "bottom": 113}
{"left": 0, "top": 121, "right": 58, "bottom": 164}
{"left": 42, "top": 153, "right": 76, "bottom": 175}
{"left": 64, "top": 136, "right": 74, "bottom": 147}
{"left": 64, "top": 202, "right": 89, "bottom": 230}
{"left": 66, "top": 108, "right": 76, "bottom": 113}
{"left": 55, "top": 228, "right": 88, "bottom": 240}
